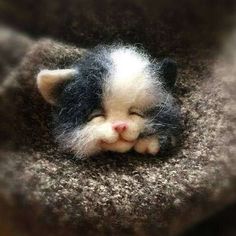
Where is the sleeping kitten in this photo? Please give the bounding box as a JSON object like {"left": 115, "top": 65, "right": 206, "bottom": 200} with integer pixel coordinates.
{"left": 37, "top": 45, "right": 182, "bottom": 158}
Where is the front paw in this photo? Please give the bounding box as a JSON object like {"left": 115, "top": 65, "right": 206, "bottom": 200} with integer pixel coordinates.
{"left": 134, "top": 136, "right": 160, "bottom": 155}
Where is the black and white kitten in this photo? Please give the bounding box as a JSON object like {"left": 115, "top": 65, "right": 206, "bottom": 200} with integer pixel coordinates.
{"left": 37, "top": 45, "right": 182, "bottom": 158}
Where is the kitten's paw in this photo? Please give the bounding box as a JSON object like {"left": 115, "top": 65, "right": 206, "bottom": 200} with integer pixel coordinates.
{"left": 134, "top": 137, "right": 160, "bottom": 155}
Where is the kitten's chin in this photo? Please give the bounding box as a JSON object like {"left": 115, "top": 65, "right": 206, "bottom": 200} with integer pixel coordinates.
{"left": 100, "top": 139, "right": 136, "bottom": 153}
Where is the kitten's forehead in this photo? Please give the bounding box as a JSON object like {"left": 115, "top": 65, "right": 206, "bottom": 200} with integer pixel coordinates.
{"left": 103, "top": 48, "right": 159, "bottom": 110}
{"left": 110, "top": 48, "right": 149, "bottom": 80}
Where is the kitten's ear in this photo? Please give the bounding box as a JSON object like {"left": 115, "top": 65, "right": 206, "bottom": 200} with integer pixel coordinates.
{"left": 158, "top": 58, "right": 177, "bottom": 90}
{"left": 37, "top": 69, "right": 77, "bottom": 105}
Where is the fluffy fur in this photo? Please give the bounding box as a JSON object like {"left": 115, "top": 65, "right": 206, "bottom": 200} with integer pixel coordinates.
{"left": 37, "top": 45, "right": 182, "bottom": 158}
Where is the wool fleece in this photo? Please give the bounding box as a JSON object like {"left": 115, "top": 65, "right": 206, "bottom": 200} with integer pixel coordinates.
{"left": 0, "top": 28, "right": 235, "bottom": 236}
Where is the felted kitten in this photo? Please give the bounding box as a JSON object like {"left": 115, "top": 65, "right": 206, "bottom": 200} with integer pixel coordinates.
{"left": 37, "top": 45, "right": 182, "bottom": 158}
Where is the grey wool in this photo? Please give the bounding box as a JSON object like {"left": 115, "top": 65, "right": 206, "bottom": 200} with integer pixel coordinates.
{"left": 0, "top": 27, "right": 235, "bottom": 236}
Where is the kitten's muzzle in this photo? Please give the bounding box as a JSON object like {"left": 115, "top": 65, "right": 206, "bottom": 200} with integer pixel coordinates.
{"left": 99, "top": 120, "right": 141, "bottom": 151}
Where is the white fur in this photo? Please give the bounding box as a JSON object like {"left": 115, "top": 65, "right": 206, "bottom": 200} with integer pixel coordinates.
{"left": 106, "top": 48, "right": 159, "bottom": 108}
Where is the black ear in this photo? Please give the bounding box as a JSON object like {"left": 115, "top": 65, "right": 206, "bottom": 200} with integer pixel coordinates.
{"left": 158, "top": 58, "right": 177, "bottom": 90}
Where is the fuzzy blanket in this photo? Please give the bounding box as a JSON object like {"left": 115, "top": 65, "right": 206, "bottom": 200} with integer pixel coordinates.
{"left": 0, "top": 25, "right": 235, "bottom": 236}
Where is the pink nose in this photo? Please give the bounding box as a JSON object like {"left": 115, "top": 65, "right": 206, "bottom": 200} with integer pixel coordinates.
{"left": 112, "top": 122, "right": 128, "bottom": 133}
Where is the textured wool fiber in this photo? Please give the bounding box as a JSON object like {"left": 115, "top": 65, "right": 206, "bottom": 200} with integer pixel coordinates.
{"left": 0, "top": 27, "right": 235, "bottom": 236}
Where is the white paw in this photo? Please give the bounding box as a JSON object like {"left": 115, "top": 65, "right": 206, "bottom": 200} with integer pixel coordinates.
{"left": 134, "top": 136, "right": 160, "bottom": 155}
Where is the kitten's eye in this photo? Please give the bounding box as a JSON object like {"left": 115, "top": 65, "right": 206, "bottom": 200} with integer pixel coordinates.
{"left": 88, "top": 109, "right": 105, "bottom": 121}
{"left": 129, "top": 108, "right": 144, "bottom": 118}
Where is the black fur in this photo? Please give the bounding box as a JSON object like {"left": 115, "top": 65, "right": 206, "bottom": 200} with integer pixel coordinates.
{"left": 140, "top": 94, "right": 182, "bottom": 153}
{"left": 150, "top": 101, "right": 181, "bottom": 153}
{"left": 53, "top": 46, "right": 112, "bottom": 135}
{"left": 139, "top": 57, "right": 181, "bottom": 153}
{"left": 159, "top": 58, "right": 177, "bottom": 90}
{"left": 155, "top": 59, "right": 181, "bottom": 152}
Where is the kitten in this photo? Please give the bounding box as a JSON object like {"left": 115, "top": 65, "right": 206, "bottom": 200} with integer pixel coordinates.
{"left": 37, "top": 45, "right": 182, "bottom": 158}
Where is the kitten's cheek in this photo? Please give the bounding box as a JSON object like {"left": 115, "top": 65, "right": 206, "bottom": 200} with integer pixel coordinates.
{"left": 123, "top": 129, "right": 140, "bottom": 141}
{"left": 123, "top": 120, "right": 145, "bottom": 140}
{"left": 97, "top": 124, "right": 118, "bottom": 143}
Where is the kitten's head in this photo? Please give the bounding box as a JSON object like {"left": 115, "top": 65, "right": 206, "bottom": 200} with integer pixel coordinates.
{"left": 37, "top": 45, "right": 177, "bottom": 158}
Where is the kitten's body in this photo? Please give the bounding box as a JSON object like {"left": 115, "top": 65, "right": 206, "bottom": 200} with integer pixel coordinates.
{"left": 37, "top": 45, "right": 182, "bottom": 158}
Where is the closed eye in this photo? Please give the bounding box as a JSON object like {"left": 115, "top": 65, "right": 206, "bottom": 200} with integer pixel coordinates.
{"left": 88, "top": 109, "right": 105, "bottom": 121}
{"left": 129, "top": 108, "right": 144, "bottom": 118}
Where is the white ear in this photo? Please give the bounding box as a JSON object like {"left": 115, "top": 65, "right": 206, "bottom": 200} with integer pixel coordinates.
{"left": 37, "top": 69, "right": 77, "bottom": 105}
